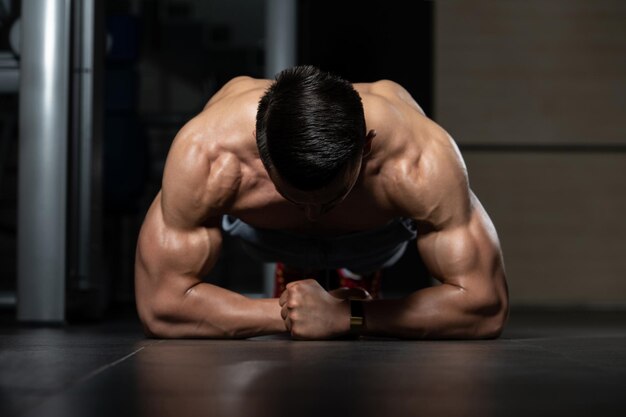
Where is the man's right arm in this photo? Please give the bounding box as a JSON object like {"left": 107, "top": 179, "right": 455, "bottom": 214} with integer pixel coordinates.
{"left": 134, "top": 127, "right": 286, "bottom": 338}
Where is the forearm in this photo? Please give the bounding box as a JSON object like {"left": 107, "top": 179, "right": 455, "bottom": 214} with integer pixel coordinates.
{"left": 362, "top": 284, "right": 506, "bottom": 339}
{"left": 140, "top": 281, "right": 287, "bottom": 339}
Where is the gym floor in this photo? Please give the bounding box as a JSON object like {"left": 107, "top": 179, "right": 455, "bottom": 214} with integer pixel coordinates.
{"left": 1, "top": 310, "right": 625, "bottom": 417}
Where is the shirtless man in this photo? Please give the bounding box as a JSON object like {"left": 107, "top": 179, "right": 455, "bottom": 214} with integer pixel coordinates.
{"left": 134, "top": 66, "right": 509, "bottom": 340}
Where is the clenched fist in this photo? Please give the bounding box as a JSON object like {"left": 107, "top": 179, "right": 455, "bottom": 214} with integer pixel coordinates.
{"left": 279, "top": 279, "right": 350, "bottom": 340}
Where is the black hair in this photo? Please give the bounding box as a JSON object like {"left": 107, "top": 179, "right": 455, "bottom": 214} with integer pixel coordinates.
{"left": 256, "top": 65, "right": 366, "bottom": 191}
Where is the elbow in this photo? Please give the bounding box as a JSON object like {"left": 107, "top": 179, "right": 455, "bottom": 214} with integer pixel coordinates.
{"left": 474, "top": 295, "right": 509, "bottom": 339}
{"left": 136, "top": 289, "right": 237, "bottom": 339}
{"left": 476, "top": 310, "right": 507, "bottom": 339}
{"left": 138, "top": 300, "right": 177, "bottom": 339}
{"left": 141, "top": 316, "right": 173, "bottom": 339}
{"left": 459, "top": 284, "right": 509, "bottom": 340}
{"left": 136, "top": 288, "right": 186, "bottom": 339}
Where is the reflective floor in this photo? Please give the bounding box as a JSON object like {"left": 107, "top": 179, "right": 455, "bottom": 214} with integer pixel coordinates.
{"left": 1, "top": 310, "right": 625, "bottom": 417}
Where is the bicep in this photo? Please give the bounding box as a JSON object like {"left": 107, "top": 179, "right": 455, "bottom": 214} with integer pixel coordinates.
{"left": 135, "top": 193, "right": 222, "bottom": 295}
{"left": 134, "top": 194, "right": 223, "bottom": 333}
{"left": 416, "top": 194, "right": 506, "bottom": 301}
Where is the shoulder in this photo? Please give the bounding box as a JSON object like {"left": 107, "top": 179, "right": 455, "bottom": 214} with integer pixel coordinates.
{"left": 217, "top": 76, "right": 265, "bottom": 96}
{"left": 160, "top": 116, "right": 243, "bottom": 229}
{"left": 160, "top": 76, "right": 272, "bottom": 229}
{"left": 382, "top": 124, "right": 471, "bottom": 229}
{"left": 355, "top": 80, "right": 426, "bottom": 116}
{"left": 204, "top": 76, "right": 271, "bottom": 110}
{"left": 356, "top": 82, "right": 469, "bottom": 226}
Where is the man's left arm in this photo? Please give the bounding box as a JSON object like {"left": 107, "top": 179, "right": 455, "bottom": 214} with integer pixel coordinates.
{"left": 364, "top": 192, "right": 509, "bottom": 339}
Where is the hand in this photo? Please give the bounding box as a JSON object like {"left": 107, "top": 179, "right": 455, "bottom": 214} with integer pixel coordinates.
{"left": 329, "top": 287, "right": 373, "bottom": 301}
{"left": 279, "top": 279, "right": 350, "bottom": 340}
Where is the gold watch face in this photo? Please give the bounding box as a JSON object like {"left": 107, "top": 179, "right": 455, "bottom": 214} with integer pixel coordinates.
{"left": 350, "top": 316, "right": 364, "bottom": 327}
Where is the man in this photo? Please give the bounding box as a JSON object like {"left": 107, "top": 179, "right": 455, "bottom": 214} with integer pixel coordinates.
{"left": 134, "top": 66, "right": 509, "bottom": 340}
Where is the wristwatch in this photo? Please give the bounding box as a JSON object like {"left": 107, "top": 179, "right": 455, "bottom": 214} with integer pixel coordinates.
{"left": 349, "top": 299, "right": 365, "bottom": 337}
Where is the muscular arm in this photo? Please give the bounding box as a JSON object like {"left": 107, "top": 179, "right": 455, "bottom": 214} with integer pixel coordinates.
{"left": 364, "top": 194, "right": 509, "bottom": 339}
{"left": 362, "top": 111, "right": 508, "bottom": 339}
{"left": 134, "top": 123, "right": 286, "bottom": 338}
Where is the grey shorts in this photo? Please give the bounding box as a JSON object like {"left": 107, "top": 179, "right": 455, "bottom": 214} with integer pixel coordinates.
{"left": 221, "top": 215, "right": 418, "bottom": 272}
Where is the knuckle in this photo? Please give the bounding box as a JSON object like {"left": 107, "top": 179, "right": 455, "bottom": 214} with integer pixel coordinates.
{"left": 288, "top": 310, "right": 299, "bottom": 322}
{"left": 290, "top": 326, "right": 305, "bottom": 339}
{"left": 286, "top": 292, "right": 301, "bottom": 307}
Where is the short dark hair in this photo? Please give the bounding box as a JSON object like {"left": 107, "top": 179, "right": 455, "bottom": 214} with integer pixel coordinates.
{"left": 256, "top": 66, "right": 366, "bottom": 191}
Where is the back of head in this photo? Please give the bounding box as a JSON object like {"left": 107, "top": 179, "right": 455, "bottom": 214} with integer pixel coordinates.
{"left": 256, "top": 66, "right": 366, "bottom": 191}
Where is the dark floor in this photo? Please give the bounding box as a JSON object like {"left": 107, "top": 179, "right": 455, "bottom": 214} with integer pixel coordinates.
{"left": 1, "top": 310, "right": 625, "bottom": 417}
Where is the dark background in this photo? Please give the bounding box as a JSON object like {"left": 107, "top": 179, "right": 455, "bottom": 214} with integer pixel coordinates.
{"left": 0, "top": 0, "right": 434, "bottom": 318}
